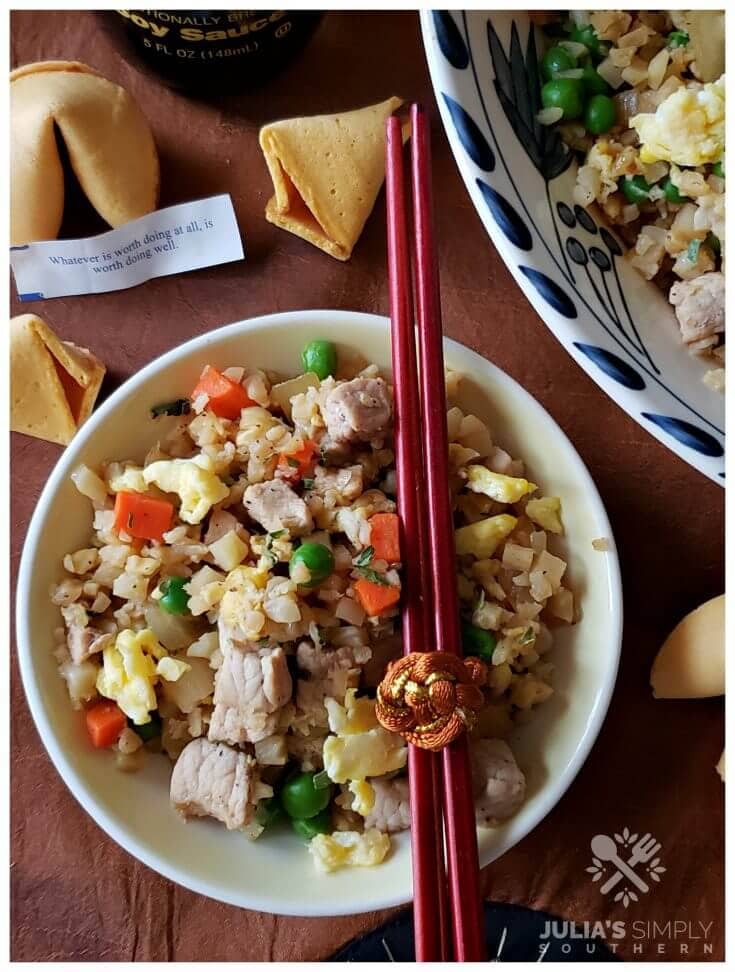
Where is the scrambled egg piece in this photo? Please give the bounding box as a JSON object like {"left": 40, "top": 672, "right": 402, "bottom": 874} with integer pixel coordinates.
{"left": 309, "top": 829, "right": 391, "bottom": 872}
{"left": 143, "top": 455, "right": 229, "bottom": 525}
{"left": 323, "top": 691, "right": 407, "bottom": 784}
{"left": 108, "top": 466, "right": 147, "bottom": 493}
{"left": 325, "top": 689, "right": 378, "bottom": 734}
{"left": 218, "top": 565, "right": 269, "bottom": 634}
{"left": 156, "top": 657, "right": 191, "bottom": 682}
{"left": 455, "top": 514, "right": 517, "bottom": 558}
{"left": 97, "top": 628, "right": 165, "bottom": 725}
{"left": 466, "top": 465, "right": 537, "bottom": 504}
{"left": 349, "top": 780, "right": 376, "bottom": 817}
{"left": 631, "top": 77, "right": 725, "bottom": 166}
{"left": 526, "top": 496, "right": 563, "bottom": 535}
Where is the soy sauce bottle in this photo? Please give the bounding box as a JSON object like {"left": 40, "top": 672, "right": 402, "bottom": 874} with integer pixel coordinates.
{"left": 108, "top": 10, "right": 323, "bottom": 94}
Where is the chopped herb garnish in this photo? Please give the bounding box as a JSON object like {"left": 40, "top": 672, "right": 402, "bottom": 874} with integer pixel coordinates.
{"left": 687, "top": 238, "right": 702, "bottom": 263}
{"left": 287, "top": 457, "right": 301, "bottom": 468}
{"left": 150, "top": 397, "right": 191, "bottom": 418}
{"left": 355, "top": 546, "right": 375, "bottom": 567}
{"left": 266, "top": 529, "right": 286, "bottom": 552}
{"left": 312, "top": 769, "right": 331, "bottom": 790}
{"left": 519, "top": 627, "right": 536, "bottom": 646}
{"left": 257, "top": 636, "right": 271, "bottom": 647}
{"left": 302, "top": 478, "right": 315, "bottom": 491}
{"left": 355, "top": 565, "right": 392, "bottom": 586}
{"left": 474, "top": 589, "right": 486, "bottom": 612}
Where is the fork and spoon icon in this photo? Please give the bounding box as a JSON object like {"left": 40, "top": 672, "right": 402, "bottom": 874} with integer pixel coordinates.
{"left": 590, "top": 833, "right": 661, "bottom": 895}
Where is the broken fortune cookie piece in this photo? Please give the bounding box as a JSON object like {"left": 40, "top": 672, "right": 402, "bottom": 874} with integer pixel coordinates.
{"left": 11, "top": 60, "right": 159, "bottom": 245}
{"left": 10, "top": 313, "right": 106, "bottom": 446}
{"left": 260, "top": 96, "right": 408, "bottom": 261}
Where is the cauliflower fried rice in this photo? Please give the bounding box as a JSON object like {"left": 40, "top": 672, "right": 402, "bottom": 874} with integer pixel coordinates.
{"left": 52, "top": 343, "right": 575, "bottom": 872}
{"left": 538, "top": 10, "right": 725, "bottom": 389}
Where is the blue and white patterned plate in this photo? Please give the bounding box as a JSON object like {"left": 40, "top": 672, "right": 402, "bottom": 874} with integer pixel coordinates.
{"left": 421, "top": 10, "right": 725, "bottom": 484}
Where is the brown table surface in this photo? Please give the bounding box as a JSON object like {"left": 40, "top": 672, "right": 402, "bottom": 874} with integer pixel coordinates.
{"left": 10, "top": 10, "right": 724, "bottom": 963}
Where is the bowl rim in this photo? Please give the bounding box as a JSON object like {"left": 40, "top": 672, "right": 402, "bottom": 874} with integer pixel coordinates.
{"left": 16, "top": 308, "right": 622, "bottom": 915}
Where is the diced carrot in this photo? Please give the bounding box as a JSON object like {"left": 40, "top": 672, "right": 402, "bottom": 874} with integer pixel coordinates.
{"left": 191, "top": 365, "right": 255, "bottom": 420}
{"left": 114, "top": 490, "right": 174, "bottom": 542}
{"left": 278, "top": 438, "right": 318, "bottom": 481}
{"left": 86, "top": 700, "right": 127, "bottom": 748}
{"left": 369, "top": 512, "right": 401, "bottom": 563}
{"left": 354, "top": 578, "right": 401, "bottom": 617}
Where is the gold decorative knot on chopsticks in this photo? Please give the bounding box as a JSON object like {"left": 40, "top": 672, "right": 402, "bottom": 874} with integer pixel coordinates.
{"left": 375, "top": 652, "right": 487, "bottom": 751}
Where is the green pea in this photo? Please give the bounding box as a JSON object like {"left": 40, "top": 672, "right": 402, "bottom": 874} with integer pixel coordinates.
{"left": 130, "top": 712, "right": 161, "bottom": 742}
{"left": 541, "top": 45, "right": 577, "bottom": 81}
{"left": 461, "top": 619, "right": 497, "bottom": 662}
{"left": 584, "top": 94, "right": 616, "bottom": 135}
{"left": 620, "top": 175, "right": 651, "bottom": 205}
{"left": 292, "top": 808, "right": 332, "bottom": 840}
{"left": 289, "top": 542, "right": 335, "bottom": 588}
{"left": 570, "top": 24, "right": 609, "bottom": 60}
{"left": 159, "top": 576, "right": 190, "bottom": 615}
{"left": 662, "top": 177, "right": 687, "bottom": 204}
{"left": 580, "top": 64, "right": 611, "bottom": 97}
{"left": 667, "top": 30, "right": 689, "bottom": 49}
{"left": 301, "top": 340, "right": 337, "bottom": 381}
{"left": 712, "top": 160, "right": 724, "bottom": 179}
{"left": 541, "top": 78, "right": 584, "bottom": 120}
{"left": 280, "top": 772, "right": 333, "bottom": 820}
{"left": 256, "top": 797, "right": 285, "bottom": 829}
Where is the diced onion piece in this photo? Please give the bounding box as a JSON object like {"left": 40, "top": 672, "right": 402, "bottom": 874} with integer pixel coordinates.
{"left": 570, "top": 9, "right": 590, "bottom": 27}
{"left": 537, "top": 106, "right": 564, "bottom": 126}
{"left": 335, "top": 595, "right": 366, "bottom": 626}
{"left": 549, "top": 588, "right": 574, "bottom": 622}
{"left": 161, "top": 656, "right": 214, "bottom": 713}
{"left": 559, "top": 40, "right": 589, "bottom": 59}
{"left": 71, "top": 464, "right": 109, "bottom": 506}
{"left": 209, "top": 530, "right": 248, "bottom": 571}
{"left": 596, "top": 56, "right": 625, "bottom": 90}
{"left": 647, "top": 48, "right": 669, "bottom": 90}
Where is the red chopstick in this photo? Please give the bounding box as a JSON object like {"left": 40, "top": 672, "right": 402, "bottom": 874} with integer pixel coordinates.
{"left": 385, "top": 106, "right": 486, "bottom": 962}
{"left": 385, "top": 115, "right": 449, "bottom": 963}
{"left": 410, "top": 103, "right": 485, "bottom": 961}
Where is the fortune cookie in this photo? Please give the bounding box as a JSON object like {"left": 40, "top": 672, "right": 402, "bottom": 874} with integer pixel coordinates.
{"left": 11, "top": 61, "right": 159, "bottom": 245}
{"left": 260, "top": 96, "right": 408, "bottom": 260}
{"left": 10, "top": 313, "right": 106, "bottom": 446}
{"left": 650, "top": 594, "right": 725, "bottom": 699}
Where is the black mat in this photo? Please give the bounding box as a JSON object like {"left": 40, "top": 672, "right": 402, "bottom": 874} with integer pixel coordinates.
{"left": 331, "top": 902, "right": 620, "bottom": 961}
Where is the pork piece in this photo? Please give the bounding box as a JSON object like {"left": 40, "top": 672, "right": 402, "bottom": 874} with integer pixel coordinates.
{"left": 64, "top": 615, "right": 113, "bottom": 665}
{"left": 243, "top": 480, "right": 313, "bottom": 536}
{"left": 323, "top": 377, "right": 392, "bottom": 445}
{"left": 471, "top": 739, "right": 526, "bottom": 825}
{"left": 293, "top": 638, "right": 371, "bottom": 731}
{"left": 170, "top": 737, "right": 258, "bottom": 830}
{"left": 204, "top": 508, "right": 246, "bottom": 545}
{"left": 311, "top": 464, "right": 364, "bottom": 503}
{"left": 209, "top": 624, "right": 293, "bottom": 745}
{"left": 364, "top": 777, "right": 410, "bottom": 833}
{"left": 669, "top": 272, "right": 725, "bottom": 345}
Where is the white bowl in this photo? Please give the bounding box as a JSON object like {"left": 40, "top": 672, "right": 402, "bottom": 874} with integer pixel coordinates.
{"left": 422, "top": 10, "right": 725, "bottom": 484}
{"left": 16, "top": 310, "right": 622, "bottom": 916}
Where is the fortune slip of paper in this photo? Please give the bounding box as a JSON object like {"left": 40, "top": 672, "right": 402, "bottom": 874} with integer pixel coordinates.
{"left": 10, "top": 194, "right": 244, "bottom": 300}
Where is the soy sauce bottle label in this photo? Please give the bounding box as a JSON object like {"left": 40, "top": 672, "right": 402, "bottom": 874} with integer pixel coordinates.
{"left": 112, "top": 10, "right": 322, "bottom": 92}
